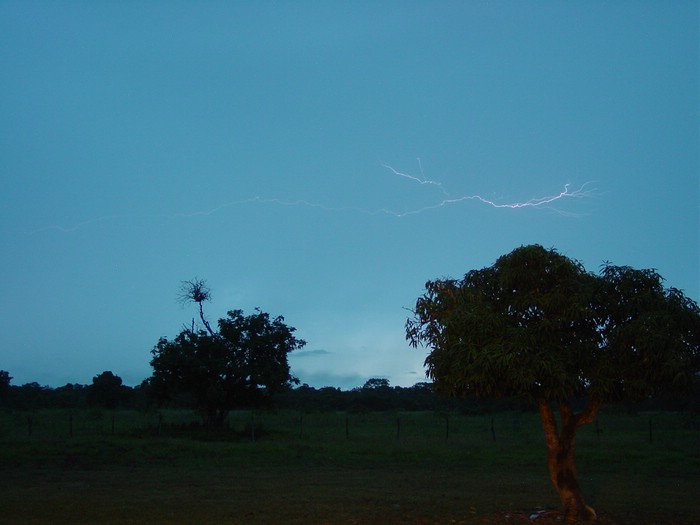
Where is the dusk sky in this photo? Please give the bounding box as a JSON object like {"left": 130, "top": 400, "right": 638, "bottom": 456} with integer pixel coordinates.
{"left": 1, "top": 2, "right": 698, "bottom": 390}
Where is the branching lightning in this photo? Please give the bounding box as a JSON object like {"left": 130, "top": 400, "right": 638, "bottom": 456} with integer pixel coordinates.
{"left": 383, "top": 159, "right": 450, "bottom": 196}
{"left": 29, "top": 159, "right": 595, "bottom": 233}
{"left": 380, "top": 160, "right": 596, "bottom": 217}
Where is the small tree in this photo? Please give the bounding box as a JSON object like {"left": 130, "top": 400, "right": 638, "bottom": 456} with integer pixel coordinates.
{"left": 406, "top": 245, "right": 700, "bottom": 520}
{"left": 88, "top": 371, "right": 125, "bottom": 409}
{"left": 151, "top": 281, "right": 305, "bottom": 427}
{"left": 362, "top": 378, "right": 390, "bottom": 390}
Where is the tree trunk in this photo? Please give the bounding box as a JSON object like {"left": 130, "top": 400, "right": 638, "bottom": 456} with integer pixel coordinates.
{"left": 538, "top": 399, "right": 602, "bottom": 521}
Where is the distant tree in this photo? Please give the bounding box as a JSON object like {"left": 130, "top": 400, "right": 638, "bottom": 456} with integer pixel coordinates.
{"left": 88, "top": 371, "right": 126, "bottom": 409}
{"left": 150, "top": 295, "right": 305, "bottom": 428}
{"left": 0, "top": 370, "right": 11, "bottom": 403}
{"left": 53, "top": 383, "right": 89, "bottom": 409}
{"left": 362, "top": 378, "right": 390, "bottom": 390}
{"left": 12, "top": 382, "right": 51, "bottom": 409}
{"left": 406, "top": 245, "right": 700, "bottom": 521}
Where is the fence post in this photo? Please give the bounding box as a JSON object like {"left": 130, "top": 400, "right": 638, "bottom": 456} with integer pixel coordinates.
{"left": 111, "top": 413, "right": 115, "bottom": 436}
{"left": 27, "top": 415, "right": 33, "bottom": 437}
{"left": 445, "top": 414, "right": 449, "bottom": 441}
{"left": 491, "top": 417, "right": 496, "bottom": 442}
{"left": 649, "top": 416, "right": 653, "bottom": 444}
{"left": 345, "top": 414, "right": 349, "bottom": 440}
{"left": 69, "top": 414, "right": 73, "bottom": 437}
{"left": 251, "top": 411, "right": 256, "bottom": 442}
{"left": 396, "top": 416, "right": 401, "bottom": 441}
{"left": 157, "top": 413, "right": 163, "bottom": 436}
{"left": 299, "top": 412, "right": 303, "bottom": 439}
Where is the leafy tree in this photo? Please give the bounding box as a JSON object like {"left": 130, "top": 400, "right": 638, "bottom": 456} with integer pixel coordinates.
{"left": 150, "top": 286, "right": 305, "bottom": 428}
{"left": 12, "top": 382, "right": 51, "bottom": 409}
{"left": 88, "top": 371, "right": 126, "bottom": 409}
{"left": 362, "top": 378, "right": 390, "bottom": 390}
{"left": 406, "top": 245, "right": 700, "bottom": 520}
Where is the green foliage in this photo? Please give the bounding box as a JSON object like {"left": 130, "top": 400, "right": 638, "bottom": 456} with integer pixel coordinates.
{"left": 149, "top": 309, "right": 305, "bottom": 427}
{"left": 407, "top": 244, "right": 700, "bottom": 404}
{"left": 362, "top": 377, "right": 390, "bottom": 390}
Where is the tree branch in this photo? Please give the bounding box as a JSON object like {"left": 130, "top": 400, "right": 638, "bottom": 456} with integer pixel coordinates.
{"left": 178, "top": 278, "right": 216, "bottom": 336}
{"left": 200, "top": 302, "right": 216, "bottom": 337}
{"left": 574, "top": 397, "right": 604, "bottom": 427}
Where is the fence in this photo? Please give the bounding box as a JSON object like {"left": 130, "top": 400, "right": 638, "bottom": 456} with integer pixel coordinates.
{"left": 1, "top": 408, "right": 697, "bottom": 449}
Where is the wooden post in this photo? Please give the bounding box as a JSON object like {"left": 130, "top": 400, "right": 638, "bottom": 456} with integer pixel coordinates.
{"left": 345, "top": 414, "right": 349, "bottom": 440}
{"left": 69, "top": 414, "right": 73, "bottom": 437}
{"left": 299, "top": 412, "right": 303, "bottom": 439}
{"left": 157, "top": 413, "right": 163, "bottom": 436}
{"left": 27, "top": 415, "right": 33, "bottom": 437}
{"left": 649, "top": 416, "right": 653, "bottom": 444}
{"left": 490, "top": 417, "right": 496, "bottom": 442}
{"left": 445, "top": 414, "right": 449, "bottom": 441}
{"left": 111, "top": 413, "right": 115, "bottom": 436}
{"left": 251, "top": 411, "right": 256, "bottom": 442}
{"left": 396, "top": 416, "right": 401, "bottom": 441}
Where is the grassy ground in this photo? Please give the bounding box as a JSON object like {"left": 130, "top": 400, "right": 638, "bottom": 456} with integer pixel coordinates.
{"left": 0, "top": 409, "right": 698, "bottom": 524}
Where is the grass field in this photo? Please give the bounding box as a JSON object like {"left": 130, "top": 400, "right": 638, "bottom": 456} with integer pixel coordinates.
{"left": 0, "top": 408, "right": 698, "bottom": 524}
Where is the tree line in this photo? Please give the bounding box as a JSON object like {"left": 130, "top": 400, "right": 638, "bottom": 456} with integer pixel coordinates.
{"left": 0, "top": 369, "right": 482, "bottom": 412}
{"left": 1, "top": 369, "right": 697, "bottom": 414}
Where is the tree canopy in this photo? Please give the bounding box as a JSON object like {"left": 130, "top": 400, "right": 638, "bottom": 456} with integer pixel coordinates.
{"left": 88, "top": 370, "right": 126, "bottom": 409}
{"left": 150, "top": 306, "right": 305, "bottom": 427}
{"left": 406, "top": 244, "right": 700, "bottom": 520}
{"left": 407, "top": 244, "right": 699, "bottom": 404}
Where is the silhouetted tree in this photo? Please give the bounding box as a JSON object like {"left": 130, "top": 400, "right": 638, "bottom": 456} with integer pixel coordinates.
{"left": 150, "top": 304, "right": 305, "bottom": 428}
{"left": 362, "top": 378, "right": 390, "bottom": 390}
{"left": 0, "top": 370, "right": 11, "bottom": 403}
{"left": 54, "top": 383, "right": 89, "bottom": 408}
{"left": 406, "top": 245, "right": 700, "bottom": 521}
{"left": 12, "top": 382, "right": 51, "bottom": 409}
{"left": 88, "top": 371, "right": 126, "bottom": 409}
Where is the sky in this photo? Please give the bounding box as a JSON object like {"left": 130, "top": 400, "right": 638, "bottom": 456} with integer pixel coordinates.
{"left": 1, "top": 1, "right": 698, "bottom": 390}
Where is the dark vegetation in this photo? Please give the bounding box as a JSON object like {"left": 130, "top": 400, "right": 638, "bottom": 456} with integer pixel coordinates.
{"left": 2, "top": 371, "right": 697, "bottom": 415}
{"left": 150, "top": 278, "right": 306, "bottom": 427}
{"left": 407, "top": 245, "right": 700, "bottom": 520}
{"left": 1, "top": 246, "right": 699, "bottom": 523}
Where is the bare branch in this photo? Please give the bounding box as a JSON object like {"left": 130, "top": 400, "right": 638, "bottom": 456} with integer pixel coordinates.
{"left": 177, "top": 278, "right": 216, "bottom": 336}
{"left": 177, "top": 278, "right": 211, "bottom": 306}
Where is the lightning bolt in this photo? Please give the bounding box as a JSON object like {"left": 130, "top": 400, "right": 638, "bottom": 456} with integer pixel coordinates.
{"left": 380, "top": 160, "right": 595, "bottom": 217}
{"left": 382, "top": 159, "right": 450, "bottom": 196}
{"left": 27, "top": 160, "right": 595, "bottom": 233}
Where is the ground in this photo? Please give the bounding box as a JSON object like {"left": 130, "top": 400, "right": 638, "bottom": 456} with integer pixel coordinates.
{"left": 0, "top": 410, "right": 697, "bottom": 524}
